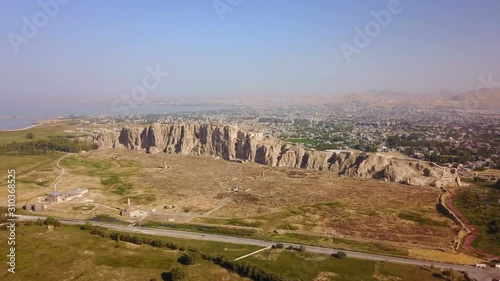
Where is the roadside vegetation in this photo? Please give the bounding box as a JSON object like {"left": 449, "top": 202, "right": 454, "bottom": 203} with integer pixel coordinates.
{"left": 454, "top": 180, "right": 500, "bottom": 256}
{"left": 247, "top": 249, "right": 467, "bottom": 281}
{"left": 270, "top": 232, "right": 408, "bottom": 257}
{"left": 141, "top": 220, "right": 408, "bottom": 257}
{"left": 196, "top": 217, "right": 263, "bottom": 228}
{"left": 140, "top": 221, "right": 257, "bottom": 237}
{"left": 0, "top": 216, "right": 468, "bottom": 281}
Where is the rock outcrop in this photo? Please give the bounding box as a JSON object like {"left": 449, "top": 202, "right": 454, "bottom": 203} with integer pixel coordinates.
{"left": 92, "top": 123, "right": 460, "bottom": 188}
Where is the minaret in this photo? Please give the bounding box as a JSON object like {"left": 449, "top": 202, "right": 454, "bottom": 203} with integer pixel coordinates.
{"left": 127, "top": 198, "right": 131, "bottom": 206}
{"left": 164, "top": 161, "right": 167, "bottom": 169}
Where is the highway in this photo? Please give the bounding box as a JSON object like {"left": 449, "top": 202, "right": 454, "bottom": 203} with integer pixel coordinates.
{"left": 17, "top": 215, "right": 499, "bottom": 281}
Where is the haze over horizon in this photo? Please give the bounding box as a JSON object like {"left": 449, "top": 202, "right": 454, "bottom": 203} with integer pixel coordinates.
{"left": 1, "top": 0, "right": 500, "bottom": 103}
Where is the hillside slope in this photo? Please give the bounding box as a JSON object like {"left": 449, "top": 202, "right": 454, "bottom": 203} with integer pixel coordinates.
{"left": 93, "top": 123, "right": 461, "bottom": 188}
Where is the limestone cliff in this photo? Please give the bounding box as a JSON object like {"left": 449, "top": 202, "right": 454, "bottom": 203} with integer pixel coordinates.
{"left": 92, "top": 123, "right": 460, "bottom": 188}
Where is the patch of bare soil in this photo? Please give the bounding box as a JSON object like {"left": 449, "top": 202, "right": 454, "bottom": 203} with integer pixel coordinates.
{"left": 313, "top": 272, "right": 337, "bottom": 281}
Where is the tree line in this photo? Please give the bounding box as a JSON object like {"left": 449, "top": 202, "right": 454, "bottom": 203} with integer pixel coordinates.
{"left": 0, "top": 137, "right": 98, "bottom": 154}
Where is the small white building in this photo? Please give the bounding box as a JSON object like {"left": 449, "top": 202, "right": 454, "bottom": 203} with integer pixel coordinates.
{"left": 47, "top": 188, "right": 88, "bottom": 204}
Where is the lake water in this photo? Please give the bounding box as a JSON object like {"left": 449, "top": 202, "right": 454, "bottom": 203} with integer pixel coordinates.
{"left": 0, "top": 102, "right": 230, "bottom": 130}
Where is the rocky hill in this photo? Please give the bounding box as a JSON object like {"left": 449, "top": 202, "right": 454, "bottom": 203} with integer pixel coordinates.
{"left": 92, "top": 123, "right": 461, "bottom": 188}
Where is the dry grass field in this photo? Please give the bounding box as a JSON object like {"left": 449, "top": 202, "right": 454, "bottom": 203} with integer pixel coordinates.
{"left": 15, "top": 148, "right": 462, "bottom": 259}
{"left": 0, "top": 225, "right": 252, "bottom": 281}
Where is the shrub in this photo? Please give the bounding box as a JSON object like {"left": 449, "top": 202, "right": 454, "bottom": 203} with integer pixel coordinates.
{"left": 80, "top": 222, "right": 93, "bottom": 230}
{"left": 44, "top": 217, "right": 61, "bottom": 227}
{"left": 335, "top": 251, "right": 347, "bottom": 259}
{"left": 277, "top": 223, "right": 298, "bottom": 230}
{"left": 275, "top": 243, "right": 285, "bottom": 249}
{"left": 298, "top": 245, "right": 306, "bottom": 252}
{"left": 178, "top": 252, "right": 200, "bottom": 265}
{"left": 169, "top": 267, "right": 187, "bottom": 281}
{"left": 486, "top": 220, "right": 499, "bottom": 234}
{"left": 205, "top": 254, "right": 289, "bottom": 281}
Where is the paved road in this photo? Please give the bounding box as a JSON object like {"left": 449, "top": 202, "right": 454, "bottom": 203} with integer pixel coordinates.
{"left": 17, "top": 215, "right": 499, "bottom": 281}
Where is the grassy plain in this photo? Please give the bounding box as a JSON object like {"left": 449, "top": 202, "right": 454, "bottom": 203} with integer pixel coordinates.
{"left": 0, "top": 154, "right": 62, "bottom": 204}
{"left": 0, "top": 225, "right": 251, "bottom": 281}
{"left": 247, "top": 249, "right": 467, "bottom": 281}
{"left": 453, "top": 181, "right": 500, "bottom": 256}
{"left": 0, "top": 120, "right": 78, "bottom": 144}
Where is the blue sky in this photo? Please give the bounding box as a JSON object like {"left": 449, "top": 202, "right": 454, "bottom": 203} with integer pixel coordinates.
{"left": 1, "top": 0, "right": 499, "bottom": 101}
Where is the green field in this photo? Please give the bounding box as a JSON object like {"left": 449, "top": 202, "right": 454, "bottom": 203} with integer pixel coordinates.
{"left": 454, "top": 181, "right": 500, "bottom": 256}
{"left": 60, "top": 154, "right": 142, "bottom": 197}
{"left": 0, "top": 154, "right": 61, "bottom": 174}
{"left": 0, "top": 120, "right": 81, "bottom": 145}
{"left": 247, "top": 250, "right": 466, "bottom": 281}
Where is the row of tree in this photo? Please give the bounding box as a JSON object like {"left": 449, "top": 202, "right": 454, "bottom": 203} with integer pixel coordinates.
{"left": 202, "top": 253, "right": 296, "bottom": 281}
{"left": 0, "top": 138, "right": 98, "bottom": 154}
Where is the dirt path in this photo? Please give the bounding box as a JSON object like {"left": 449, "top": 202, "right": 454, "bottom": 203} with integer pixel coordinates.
{"left": 52, "top": 153, "right": 71, "bottom": 190}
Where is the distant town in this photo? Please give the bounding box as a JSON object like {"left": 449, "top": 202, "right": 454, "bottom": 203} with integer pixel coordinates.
{"left": 84, "top": 100, "right": 499, "bottom": 171}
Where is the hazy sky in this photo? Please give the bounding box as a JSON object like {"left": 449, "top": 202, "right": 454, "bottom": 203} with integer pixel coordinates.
{"left": 1, "top": 0, "right": 500, "bottom": 102}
